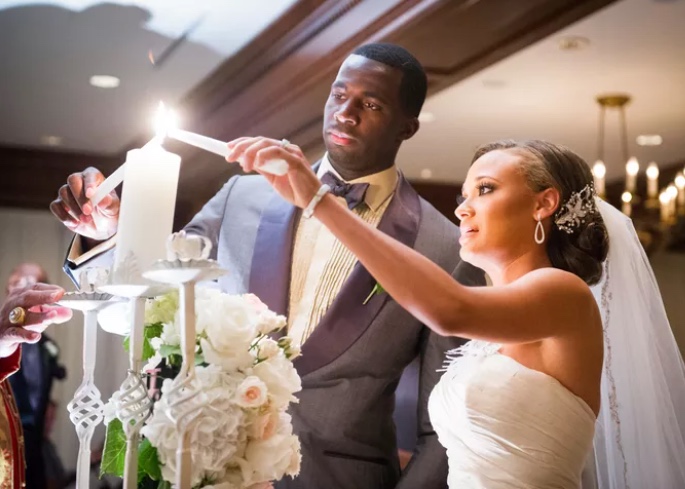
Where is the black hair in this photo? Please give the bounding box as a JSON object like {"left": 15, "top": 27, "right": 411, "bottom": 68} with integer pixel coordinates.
{"left": 352, "top": 43, "right": 427, "bottom": 117}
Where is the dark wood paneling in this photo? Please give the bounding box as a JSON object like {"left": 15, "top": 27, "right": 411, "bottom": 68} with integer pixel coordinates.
{"left": 0, "top": 146, "right": 195, "bottom": 230}
{"left": 0, "top": 146, "right": 120, "bottom": 210}
{"left": 411, "top": 181, "right": 461, "bottom": 225}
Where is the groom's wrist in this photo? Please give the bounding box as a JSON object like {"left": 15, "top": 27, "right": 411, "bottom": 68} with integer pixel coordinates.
{"left": 302, "top": 184, "right": 331, "bottom": 218}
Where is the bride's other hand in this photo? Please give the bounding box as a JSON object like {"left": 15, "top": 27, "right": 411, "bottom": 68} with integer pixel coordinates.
{"left": 226, "top": 137, "right": 322, "bottom": 209}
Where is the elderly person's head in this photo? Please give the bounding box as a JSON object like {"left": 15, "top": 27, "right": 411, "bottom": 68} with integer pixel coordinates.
{"left": 6, "top": 262, "right": 49, "bottom": 294}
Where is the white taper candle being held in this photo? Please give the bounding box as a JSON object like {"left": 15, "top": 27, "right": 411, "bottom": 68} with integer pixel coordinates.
{"left": 153, "top": 102, "right": 289, "bottom": 176}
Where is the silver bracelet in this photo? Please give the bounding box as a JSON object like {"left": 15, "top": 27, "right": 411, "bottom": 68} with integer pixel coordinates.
{"left": 302, "top": 184, "right": 331, "bottom": 219}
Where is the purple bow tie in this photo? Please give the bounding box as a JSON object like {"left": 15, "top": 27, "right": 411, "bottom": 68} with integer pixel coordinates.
{"left": 321, "top": 172, "right": 370, "bottom": 210}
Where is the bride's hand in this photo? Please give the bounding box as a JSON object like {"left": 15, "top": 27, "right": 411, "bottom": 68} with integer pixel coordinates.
{"left": 226, "top": 137, "right": 322, "bottom": 209}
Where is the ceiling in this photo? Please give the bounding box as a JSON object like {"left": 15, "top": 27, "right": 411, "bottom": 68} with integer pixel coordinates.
{"left": 0, "top": 0, "right": 629, "bottom": 214}
{"left": 0, "top": 0, "right": 297, "bottom": 153}
{"left": 398, "top": 0, "right": 685, "bottom": 183}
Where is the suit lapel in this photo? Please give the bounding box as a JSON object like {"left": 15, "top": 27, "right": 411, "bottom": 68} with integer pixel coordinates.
{"left": 294, "top": 174, "right": 422, "bottom": 376}
{"left": 248, "top": 192, "right": 299, "bottom": 317}
{"left": 248, "top": 162, "right": 322, "bottom": 333}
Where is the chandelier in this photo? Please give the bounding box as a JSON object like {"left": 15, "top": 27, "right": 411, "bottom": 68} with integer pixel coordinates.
{"left": 590, "top": 94, "right": 685, "bottom": 254}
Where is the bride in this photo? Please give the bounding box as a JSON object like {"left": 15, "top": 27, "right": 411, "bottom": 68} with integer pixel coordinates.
{"left": 227, "top": 137, "right": 685, "bottom": 488}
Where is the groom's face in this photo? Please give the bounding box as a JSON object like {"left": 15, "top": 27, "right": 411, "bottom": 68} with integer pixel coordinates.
{"left": 455, "top": 150, "right": 539, "bottom": 268}
{"left": 323, "top": 55, "right": 418, "bottom": 180}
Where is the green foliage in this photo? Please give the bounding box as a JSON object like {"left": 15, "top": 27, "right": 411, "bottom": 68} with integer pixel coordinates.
{"left": 100, "top": 419, "right": 126, "bottom": 478}
{"left": 123, "top": 322, "right": 164, "bottom": 361}
{"left": 363, "top": 282, "right": 386, "bottom": 305}
{"left": 138, "top": 438, "right": 162, "bottom": 482}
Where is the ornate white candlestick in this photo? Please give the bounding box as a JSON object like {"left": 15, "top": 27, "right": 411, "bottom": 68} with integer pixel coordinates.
{"left": 59, "top": 269, "right": 118, "bottom": 489}
{"left": 94, "top": 285, "right": 159, "bottom": 489}
{"left": 144, "top": 232, "right": 227, "bottom": 489}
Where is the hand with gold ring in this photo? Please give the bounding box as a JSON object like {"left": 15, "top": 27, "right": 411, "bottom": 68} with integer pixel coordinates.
{"left": 0, "top": 283, "right": 73, "bottom": 358}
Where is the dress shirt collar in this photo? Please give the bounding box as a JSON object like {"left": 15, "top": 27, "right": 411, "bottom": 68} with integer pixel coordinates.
{"left": 317, "top": 153, "right": 398, "bottom": 212}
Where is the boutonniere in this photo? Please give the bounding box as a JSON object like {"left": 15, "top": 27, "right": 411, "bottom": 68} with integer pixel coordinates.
{"left": 363, "top": 282, "right": 386, "bottom": 305}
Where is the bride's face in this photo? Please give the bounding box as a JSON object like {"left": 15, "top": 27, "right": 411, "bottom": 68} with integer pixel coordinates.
{"left": 455, "top": 150, "right": 540, "bottom": 268}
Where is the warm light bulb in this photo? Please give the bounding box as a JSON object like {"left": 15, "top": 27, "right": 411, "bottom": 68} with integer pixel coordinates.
{"left": 675, "top": 172, "right": 685, "bottom": 189}
{"left": 592, "top": 161, "right": 606, "bottom": 178}
{"left": 646, "top": 162, "right": 659, "bottom": 180}
{"left": 667, "top": 184, "right": 678, "bottom": 199}
{"left": 626, "top": 157, "right": 640, "bottom": 176}
{"left": 659, "top": 191, "right": 670, "bottom": 205}
{"left": 621, "top": 191, "right": 632, "bottom": 203}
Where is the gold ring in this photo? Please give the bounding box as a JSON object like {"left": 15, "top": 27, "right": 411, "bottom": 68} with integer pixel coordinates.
{"left": 9, "top": 306, "right": 26, "bottom": 326}
{"left": 280, "top": 138, "right": 290, "bottom": 148}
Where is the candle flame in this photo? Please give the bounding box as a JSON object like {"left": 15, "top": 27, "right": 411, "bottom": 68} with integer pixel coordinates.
{"left": 592, "top": 160, "right": 606, "bottom": 179}
{"left": 621, "top": 191, "right": 632, "bottom": 204}
{"left": 646, "top": 162, "right": 659, "bottom": 180}
{"left": 667, "top": 185, "right": 678, "bottom": 199}
{"left": 626, "top": 157, "right": 640, "bottom": 176}
{"left": 153, "top": 102, "right": 178, "bottom": 141}
{"left": 675, "top": 173, "right": 685, "bottom": 189}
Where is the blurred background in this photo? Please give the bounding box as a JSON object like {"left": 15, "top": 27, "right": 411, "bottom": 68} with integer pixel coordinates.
{"left": 1, "top": 0, "right": 683, "bottom": 481}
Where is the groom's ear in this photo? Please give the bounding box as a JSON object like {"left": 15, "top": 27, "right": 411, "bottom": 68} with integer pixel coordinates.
{"left": 399, "top": 117, "right": 420, "bottom": 141}
{"left": 535, "top": 187, "right": 561, "bottom": 220}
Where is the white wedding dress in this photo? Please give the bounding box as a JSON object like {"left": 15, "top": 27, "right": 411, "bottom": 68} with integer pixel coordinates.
{"left": 428, "top": 340, "right": 596, "bottom": 489}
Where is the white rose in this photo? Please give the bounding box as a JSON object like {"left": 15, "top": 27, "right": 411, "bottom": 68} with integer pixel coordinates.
{"left": 160, "top": 320, "right": 180, "bottom": 347}
{"left": 248, "top": 412, "right": 279, "bottom": 441}
{"left": 256, "top": 310, "right": 287, "bottom": 336}
{"left": 256, "top": 338, "right": 280, "bottom": 360}
{"left": 242, "top": 293, "right": 268, "bottom": 313}
{"left": 253, "top": 352, "right": 302, "bottom": 409}
{"left": 243, "top": 412, "right": 301, "bottom": 482}
{"left": 198, "top": 291, "right": 260, "bottom": 370}
{"left": 235, "top": 376, "right": 268, "bottom": 409}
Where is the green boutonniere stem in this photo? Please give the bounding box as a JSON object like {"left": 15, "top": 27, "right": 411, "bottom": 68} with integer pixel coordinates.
{"left": 363, "top": 282, "right": 386, "bottom": 305}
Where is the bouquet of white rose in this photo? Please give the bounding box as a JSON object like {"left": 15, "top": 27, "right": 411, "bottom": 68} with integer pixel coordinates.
{"left": 101, "top": 288, "right": 302, "bottom": 489}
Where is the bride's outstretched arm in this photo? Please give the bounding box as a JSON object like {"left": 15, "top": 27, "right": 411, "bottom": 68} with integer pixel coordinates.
{"left": 226, "top": 138, "right": 599, "bottom": 344}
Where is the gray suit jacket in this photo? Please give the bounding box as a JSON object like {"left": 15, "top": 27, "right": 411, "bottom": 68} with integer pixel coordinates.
{"left": 183, "top": 172, "right": 485, "bottom": 489}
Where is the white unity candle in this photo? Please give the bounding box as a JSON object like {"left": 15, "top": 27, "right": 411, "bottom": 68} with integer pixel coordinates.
{"left": 113, "top": 144, "right": 181, "bottom": 284}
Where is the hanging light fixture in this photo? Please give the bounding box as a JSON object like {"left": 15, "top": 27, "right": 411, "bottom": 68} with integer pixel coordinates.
{"left": 592, "top": 93, "right": 685, "bottom": 253}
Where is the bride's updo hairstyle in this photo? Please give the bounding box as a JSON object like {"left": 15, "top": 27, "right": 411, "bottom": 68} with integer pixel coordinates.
{"left": 472, "top": 140, "right": 609, "bottom": 286}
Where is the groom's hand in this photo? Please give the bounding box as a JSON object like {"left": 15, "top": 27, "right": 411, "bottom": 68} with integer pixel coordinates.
{"left": 50, "top": 167, "right": 120, "bottom": 244}
{"left": 226, "top": 137, "right": 322, "bottom": 209}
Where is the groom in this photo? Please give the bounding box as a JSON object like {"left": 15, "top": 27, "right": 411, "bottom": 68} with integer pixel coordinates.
{"left": 51, "top": 43, "right": 484, "bottom": 489}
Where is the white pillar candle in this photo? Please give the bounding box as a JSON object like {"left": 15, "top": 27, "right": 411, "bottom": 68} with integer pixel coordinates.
{"left": 675, "top": 172, "right": 685, "bottom": 210}
{"left": 660, "top": 191, "right": 670, "bottom": 223}
{"left": 646, "top": 162, "right": 659, "bottom": 199}
{"left": 621, "top": 191, "right": 632, "bottom": 217}
{"left": 113, "top": 144, "right": 181, "bottom": 284}
{"left": 625, "top": 157, "right": 639, "bottom": 193}
{"left": 592, "top": 161, "right": 606, "bottom": 197}
{"left": 667, "top": 184, "right": 678, "bottom": 221}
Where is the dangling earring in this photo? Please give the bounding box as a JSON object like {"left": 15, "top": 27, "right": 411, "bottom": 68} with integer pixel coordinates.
{"left": 534, "top": 215, "right": 545, "bottom": 244}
